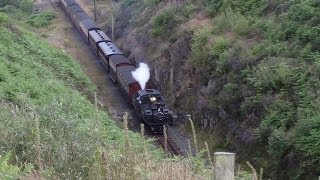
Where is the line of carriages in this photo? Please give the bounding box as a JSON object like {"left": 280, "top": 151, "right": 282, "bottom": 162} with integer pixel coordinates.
{"left": 60, "top": 0, "right": 143, "bottom": 99}
{"left": 60, "top": 0, "right": 172, "bottom": 132}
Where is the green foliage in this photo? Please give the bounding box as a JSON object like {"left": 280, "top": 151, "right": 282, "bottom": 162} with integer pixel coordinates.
{"left": 26, "top": 11, "right": 55, "bottom": 28}
{"left": 187, "top": 0, "right": 320, "bottom": 177}
{"left": 182, "top": 2, "right": 197, "bottom": 18}
{"left": 206, "top": 0, "right": 223, "bottom": 17}
{"left": 0, "top": 12, "right": 9, "bottom": 25}
{"left": 210, "top": 36, "right": 229, "bottom": 58}
{"left": 191, "top": 27, "right": 231, "bottom": 82}
{"left": 294, "top": 111, "right": 320, "bottom": 171}
{"left": 0, "top": 0, "right": 33, "bottom": 20}
{"left": 232, "top": 16, "right": 250, "bottom": 36}
{"left": 213, "top": 8, "right": 251, "bottom": 36}
{"left": 245, "top": 58, "right": 295, "bottom": 92}
{"left": 152, "top": 8, "right": 179, "bottom": 37}
{"left": 0, "top": 152, "right": 33, "bottom": 179}
{"left": 191, "top": 28, "right": 210, "bottom": 66}
{"left": 121, "top": 0, "right": 135, "bottom": 6}
{"left": 143, "top": 0, "right": 162, "bottom": 7}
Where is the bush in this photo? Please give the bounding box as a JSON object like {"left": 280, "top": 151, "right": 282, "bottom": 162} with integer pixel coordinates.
{"left": 152, "top": 9, "right": 179, "bottom": 37}
{"left": 143, "top": 0, "right": 162, "bottom": 7}
{"left": 182, "top": 2, "right": 197, "bottom": 18}
{"left": 0, "top": 12, "right": 9, "bottom": 25}
{"left": 209, "top": 36, "right": 230, "bottom": 58}
{"left": 0, "top": 0, "right": 32, "bottom": 11}
{"left": 0, "top": 152, "right": 33, "bottom": 179}
{"left": 26, "top": 11, "right": 55, "bottom": 28}
{"left": 231, "top": 16, "right": 250, "bottom": 36}
{"left": 213, "top": 8, "right": 251, "bottom": 36}
{"left": 191, "top": 28, "right": 211, "bottom": 65}
{"left": 206, "top": 0, "right": 223, "bottom": 17}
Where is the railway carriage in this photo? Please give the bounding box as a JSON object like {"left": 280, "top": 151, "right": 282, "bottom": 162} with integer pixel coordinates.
{"left": 88, "top": 30, "right": 112, "bottom": 53}
{"left": 68, "top": 4, "right": 83, "bottom": 16}
{"left": 79, "top": 19, "right": 99, "bottom": 40}
{"left": 72, "top": 12, "right": 89, "bottom": 37}
{"left": 97, "top": 42, "right": 123, "bottom": 72}
{"left": 109, "top": 55, "right": 133, "bottom": 82}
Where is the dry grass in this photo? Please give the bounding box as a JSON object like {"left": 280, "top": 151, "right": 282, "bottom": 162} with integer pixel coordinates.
{"left": 89, "top": 115, "right": 212, "bottom": 179}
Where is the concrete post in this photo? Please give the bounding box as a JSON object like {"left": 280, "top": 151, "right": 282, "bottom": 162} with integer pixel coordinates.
{"left": 214, "top": 152, "right": 235, "bottom": 180}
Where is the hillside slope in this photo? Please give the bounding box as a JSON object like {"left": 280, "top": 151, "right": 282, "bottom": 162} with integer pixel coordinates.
{"left": 95, "top": 0, "right": 320, "bottom": 178}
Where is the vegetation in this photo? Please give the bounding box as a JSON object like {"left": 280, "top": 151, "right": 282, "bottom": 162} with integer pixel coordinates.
{"left": 192, "top": 0, "right": 320, "bottom": 178}
{"left": 115, "top": 0, "right": 320, "bottom": 178}
{"left": 0, "top": 1, "right": 218, "bottom": 179}
{"left": 26, "top": 11, "right": 55, "bottom": 27}
{"left": 152, "top": 8, "right": 179, "bottom": 37}
{"left": 0, "top": 152, "right": 33, "bottom": 179}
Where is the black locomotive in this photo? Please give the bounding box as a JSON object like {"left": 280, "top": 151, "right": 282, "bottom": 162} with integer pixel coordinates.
{"left": 60, "top": 0, "right": 172, "bottom": 132}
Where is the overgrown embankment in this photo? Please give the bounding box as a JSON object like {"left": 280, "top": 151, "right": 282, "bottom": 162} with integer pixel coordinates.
{"left": 0, "top": 1, "right": 213, "bottom": 179}
{"left": 107, "top": 0, "right": 320, "bottom": 178}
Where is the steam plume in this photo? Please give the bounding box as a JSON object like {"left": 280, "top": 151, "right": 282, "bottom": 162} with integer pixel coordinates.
{"left": 131, "top": 62, "right": 150, "bottom": 90}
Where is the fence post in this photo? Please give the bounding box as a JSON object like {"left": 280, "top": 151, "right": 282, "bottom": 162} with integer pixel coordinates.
{"left": 93, "top": 0, "right": 97, "bottom": 21}
{"left": 214, "top": 152, "right": 235, "bottom": 180}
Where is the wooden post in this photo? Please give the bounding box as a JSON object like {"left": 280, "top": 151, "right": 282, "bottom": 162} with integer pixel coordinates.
{"left": 214, "top": 152, "right": 235, "bottom": 180}
{"left": 170, "top": 67, "right": 174, "bottom": 90}
{"left": 93, "top": 0, "right": 97, "bottom": 21}
{"left": 111, "top": 14, "right": 115, "bottom": 41}
{"left": 155, "top": 68, "right": 159, "bottom": 82}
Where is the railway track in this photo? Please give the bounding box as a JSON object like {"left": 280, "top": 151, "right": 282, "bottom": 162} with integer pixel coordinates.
{"left": 153, "top": 133, "right": 184, "bottom": 156}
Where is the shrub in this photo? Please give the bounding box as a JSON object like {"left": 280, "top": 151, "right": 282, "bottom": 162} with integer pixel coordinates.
{"left": 0, "top": 152, "right": 33, "bottom": 179}
{"left": 231, "top": 15, "right": 250, "bottom": 36}
{"left": 0, "top": 12, "right": 9, "bottom": 25}
{"left": 206, "top": 0, "right": 223, "bottom": 17}
{"left": 182, "top": 2, "right": 197, "bottom": 18}
{"left": 191, "top": 28, "right": 211, "bottom": 65}
{"left": 143, "top": 0, "right": 162, "bottom": 7}
{"left": 152, "top": 9, "right": 177, "bottom": 37}
{"left": 209, "top": 36, "right": 230, "bottom": 59}
{"left": 0, "top": 0, "right": 32, "bottom": 11}
{"left": 245, "top": 58, "right": 295, "bottom": 92}
{"left": 26, "top": 11, "right": 55, "bottom": 28}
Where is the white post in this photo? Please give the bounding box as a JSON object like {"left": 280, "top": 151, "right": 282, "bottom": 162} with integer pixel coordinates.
{"left": 214, "top": 152, "right": 235, "bottom": 180}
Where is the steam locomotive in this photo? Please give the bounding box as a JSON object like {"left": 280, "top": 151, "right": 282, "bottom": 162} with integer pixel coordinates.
{"left": 60, "top": 0, "right": 172, "bottom": 132}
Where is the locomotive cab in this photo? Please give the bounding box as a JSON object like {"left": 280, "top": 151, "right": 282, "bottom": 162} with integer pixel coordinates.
{"left": 132, "top": 89, "right": 171, "bottom": 132}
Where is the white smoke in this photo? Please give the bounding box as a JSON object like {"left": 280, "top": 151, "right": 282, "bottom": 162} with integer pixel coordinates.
{"left": 131, "top": 62, "right": 150, "bottom": 90}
